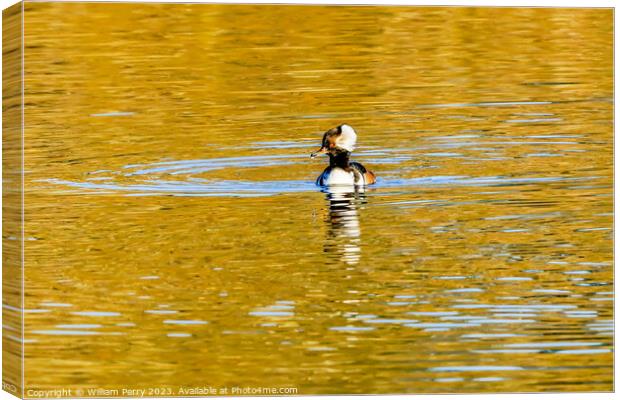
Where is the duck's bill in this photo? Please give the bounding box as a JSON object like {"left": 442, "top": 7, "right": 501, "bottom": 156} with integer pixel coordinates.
{"left": 310, "top": 147, "right": 327, "bottom": 158}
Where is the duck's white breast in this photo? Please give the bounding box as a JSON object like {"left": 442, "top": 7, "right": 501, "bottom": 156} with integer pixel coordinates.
{"left": 324, "top": 168, "right": 356, "bottom": 186}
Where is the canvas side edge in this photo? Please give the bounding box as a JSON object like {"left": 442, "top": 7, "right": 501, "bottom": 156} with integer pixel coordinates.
{"left": 2, "top": 2, "right": 24, "bottom": 399}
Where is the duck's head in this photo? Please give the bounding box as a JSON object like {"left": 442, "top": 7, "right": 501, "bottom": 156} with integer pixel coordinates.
{"left": 310, "top": 124, "right": 357, "bottom": 158}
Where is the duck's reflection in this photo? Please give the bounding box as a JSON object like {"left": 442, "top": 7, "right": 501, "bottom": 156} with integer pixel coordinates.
{"left": 323, "top": 186, "right": 366, "bottom": 265}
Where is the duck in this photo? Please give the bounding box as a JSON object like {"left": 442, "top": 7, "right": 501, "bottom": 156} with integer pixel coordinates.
{"left": 310, "top": 124, "right": 376, "bottom": 187}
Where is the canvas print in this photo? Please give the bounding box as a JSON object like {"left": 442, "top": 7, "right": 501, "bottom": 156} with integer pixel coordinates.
{"left": 2, "top": 1, "right": 613, "bottom": 397}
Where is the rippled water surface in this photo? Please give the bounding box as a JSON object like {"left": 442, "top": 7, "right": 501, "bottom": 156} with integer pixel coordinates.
{"left": 19, "top": 3, "right": 612, "bottom": 394}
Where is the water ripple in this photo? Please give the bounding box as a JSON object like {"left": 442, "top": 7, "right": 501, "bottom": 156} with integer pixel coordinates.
{"left": 46, "top": 172, "right": 592, "bottom": 198}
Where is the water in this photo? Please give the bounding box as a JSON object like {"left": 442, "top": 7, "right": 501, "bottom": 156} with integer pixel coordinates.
{"left": 18, "top": 3, "right": 612, "bottom": 394}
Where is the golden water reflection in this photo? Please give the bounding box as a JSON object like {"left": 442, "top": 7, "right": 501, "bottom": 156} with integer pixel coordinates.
{"left": 17, "top": 3, "right": 613, "bottom": 394}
